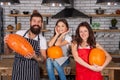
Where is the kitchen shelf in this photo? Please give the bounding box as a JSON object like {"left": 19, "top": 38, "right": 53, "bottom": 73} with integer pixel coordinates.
{"left": 4, "top": 29, "right": 50, "bottom": 35}
{"left": 93, "top": 29, "right": 120, "bottom": 32}
{"left": 89, "top": 14, "right": 120, "bottom": 17}
{"left": 8, "top": 14, "right": 52, "bottom": 17}
{"left": 5, "top": 29, "right": 50, "bottom": 32}
{"left": 8, "top": 14, "right": 52, "bottom": 25}
{"left": 7, "top": 14, "right": 51, "bottom": 36}
{"left": 88, "top": 14, "right": 120, "bottom": 24}
{"left": 5, "top": 29, "right": 18, "bottom": 32}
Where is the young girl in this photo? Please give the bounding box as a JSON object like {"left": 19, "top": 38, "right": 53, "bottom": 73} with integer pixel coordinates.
{"left": 46, "top": 19, "right": 72, "bottom": 80}
{"left": 71, "top": 22, "right": 112, "bottom": 80}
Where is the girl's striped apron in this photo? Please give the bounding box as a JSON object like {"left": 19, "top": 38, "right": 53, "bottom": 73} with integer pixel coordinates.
{"left": 12, "top": 30, "right": 41, "bottom": 80}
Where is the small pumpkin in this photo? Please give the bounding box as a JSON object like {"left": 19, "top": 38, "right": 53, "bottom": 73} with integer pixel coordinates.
{"left": 89, "top": 48, "right": 106, "bottom": 66}
{"left": 6, "top": 34, "right": 34, "bottom": 56}
{"left": 47, "top": 46, "right": 63, "bottom": 59}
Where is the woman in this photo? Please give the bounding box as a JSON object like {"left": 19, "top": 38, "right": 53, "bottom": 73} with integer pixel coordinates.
{"left": 71, "top": 22, "right": 112, "bottom": 80}
{"left": 46, "top": 19, "right": 72, "bottom": 80}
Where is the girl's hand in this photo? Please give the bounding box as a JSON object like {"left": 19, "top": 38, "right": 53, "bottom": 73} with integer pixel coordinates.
{"left": 55, "top": 26, "right": 60, "bottom": 35}
{"left": 62, "top": 29, "right": 70, "bottom": 36}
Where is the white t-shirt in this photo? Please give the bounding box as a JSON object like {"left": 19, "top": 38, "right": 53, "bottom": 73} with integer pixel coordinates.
{"left": 55, "top": 34, "right": 72, "bottom": 66}
{"left": 15, "top": 30, "right": 47, "bottom": 50}
{"left": 61, "top": 34, "right": 72, "bottom": 56}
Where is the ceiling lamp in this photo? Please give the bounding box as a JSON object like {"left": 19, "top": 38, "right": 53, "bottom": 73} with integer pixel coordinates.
{"left": 96, "top": 0, "right": 120, "bottom": 5}
{"left": 41, "top": 0, "right": 70, "bottom": 7}
{"left": 0, "top": 0, "right": 20, "bottom": 5}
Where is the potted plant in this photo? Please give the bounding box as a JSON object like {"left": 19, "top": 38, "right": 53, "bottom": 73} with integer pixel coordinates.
{"left": 111, "top": 18, "right": 117, "bottom": 27}
{"left": 110, "top": 18, "right": 118, "bottom": 29}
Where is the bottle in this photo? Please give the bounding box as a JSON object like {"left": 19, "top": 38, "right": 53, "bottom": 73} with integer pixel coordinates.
{"left": 16, "top": 23, "right": 21, "bottom": 30}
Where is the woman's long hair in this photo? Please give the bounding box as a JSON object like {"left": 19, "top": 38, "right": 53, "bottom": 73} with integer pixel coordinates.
{"left": 73, "top": 22, "right": 96, "bottom": 48}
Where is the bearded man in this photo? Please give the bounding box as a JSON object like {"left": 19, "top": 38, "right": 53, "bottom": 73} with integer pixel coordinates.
{"left": 10, "top": 10, "right": 47, "bottom": 80}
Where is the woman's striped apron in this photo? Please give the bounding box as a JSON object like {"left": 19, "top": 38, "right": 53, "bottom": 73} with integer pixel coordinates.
{"left": 12, "top": 30, "right": 41, "bottom": 80}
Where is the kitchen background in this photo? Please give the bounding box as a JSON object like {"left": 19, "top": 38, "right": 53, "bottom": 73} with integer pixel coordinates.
{"left": 1, "top": 0, "right": 120, "bottom": 53}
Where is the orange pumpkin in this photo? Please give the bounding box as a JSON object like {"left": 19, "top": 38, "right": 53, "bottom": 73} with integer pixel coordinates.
{"left": 47, "top": 46, "right": 63, "bottom": 59}
{"left": 6, "top": 34, "right": 34, "bottom": 56}
{"left": 89, "top": 48, "right": 106, "bottom": 66}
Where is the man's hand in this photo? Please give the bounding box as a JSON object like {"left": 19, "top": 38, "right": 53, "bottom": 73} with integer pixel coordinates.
{"left": 24, "top": 52, "right": 35, "bottom": 59}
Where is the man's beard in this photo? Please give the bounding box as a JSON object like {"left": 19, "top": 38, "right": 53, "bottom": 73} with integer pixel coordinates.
{"left": 30, "top": 25, "right": 41, "bottom": 35}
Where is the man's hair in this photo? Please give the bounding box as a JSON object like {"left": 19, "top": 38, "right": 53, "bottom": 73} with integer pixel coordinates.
{"left": 30, "top": 10, "right": 43, "bottom": 22}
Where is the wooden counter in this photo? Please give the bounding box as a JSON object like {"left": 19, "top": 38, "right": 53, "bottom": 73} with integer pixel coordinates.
{"left": 0, "top": 58, "right": 13, "bottom": 80}
{"left": 0, "top": 56, "right": 120, "bottom": 80}
{"left": 103, "top": 63, "right": 120, "bottom": 80}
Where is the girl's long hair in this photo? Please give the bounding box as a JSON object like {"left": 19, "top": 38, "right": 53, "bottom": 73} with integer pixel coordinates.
{"left": 73, "top": 22, "right": 96, "bottom": 48}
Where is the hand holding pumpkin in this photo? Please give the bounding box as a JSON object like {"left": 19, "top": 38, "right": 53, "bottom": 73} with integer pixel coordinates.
{"left": 6, "top": 34, "right": 35, "bottom": 57}
{"left": 89, "top": 65, "right": 103, "bottom": 72}
{"left": 24, "top": 52, "right": 44, "bottom": 62}
{"left": 24, "top": 52, "right": 35, "bottom": 59}
{"left": 95, "top": 65, "right": 104, "bottom": 71}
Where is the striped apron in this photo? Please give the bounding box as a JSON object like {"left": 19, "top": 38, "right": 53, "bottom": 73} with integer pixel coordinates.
{"left": 12, "top": 30, "right": 41, "bottom": 80}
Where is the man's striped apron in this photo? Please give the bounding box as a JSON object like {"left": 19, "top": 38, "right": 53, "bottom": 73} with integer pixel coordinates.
{"left": 12, "top": 30, "right": 41, "bottom": 80}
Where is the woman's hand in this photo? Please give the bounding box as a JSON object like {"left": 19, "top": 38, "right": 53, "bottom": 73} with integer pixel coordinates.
{"left": 90, "top": 65, "right": 104, "bottom": 72}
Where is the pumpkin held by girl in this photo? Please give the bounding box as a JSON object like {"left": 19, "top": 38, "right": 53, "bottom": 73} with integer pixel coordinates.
{"left": 89, "top": 48, "right": 106, "bottom": 66}
{"left": 47, "top": 46, "right": 63, "bottom": 59}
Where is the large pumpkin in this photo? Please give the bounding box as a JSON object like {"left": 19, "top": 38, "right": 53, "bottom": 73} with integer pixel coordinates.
{"left": 47, "top": 46, "right": 63, "bottom": 59}
{"left": 6, "top": 34, "right": 34, "bottom": 56}
{"left": 89, "top": 48, "right": 106, "bottom": 66}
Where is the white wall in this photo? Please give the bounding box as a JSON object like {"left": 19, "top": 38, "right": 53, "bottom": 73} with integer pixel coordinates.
{"left": 1, "top": 0, "right": 120, "bottom": 53}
